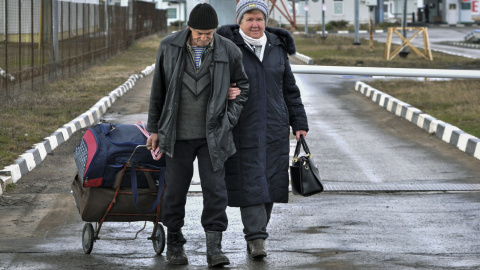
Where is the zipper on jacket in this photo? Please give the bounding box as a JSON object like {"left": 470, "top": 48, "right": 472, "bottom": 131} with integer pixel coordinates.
{"left": 208, "top": 62, "right": 215, "bottom": 130}
{"left": 208, "top": 62, "right": 219, "bottom": 152}
{"left": 170, "top": 50, "right": 185, "bottom": 156}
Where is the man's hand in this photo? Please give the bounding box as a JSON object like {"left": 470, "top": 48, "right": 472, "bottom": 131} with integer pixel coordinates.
{"left": 295, "top": 130, "right": 307, "bottom": 141}
{"left": 228, "top": 83, "right": 241, "bottom": 100}
{"left": 147, "top": 132, "right": 160, "bottom": 151}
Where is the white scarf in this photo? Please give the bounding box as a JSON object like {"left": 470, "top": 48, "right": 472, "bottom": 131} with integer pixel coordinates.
{"left": 239, "top": 28, "right": 267, "bottom": 61}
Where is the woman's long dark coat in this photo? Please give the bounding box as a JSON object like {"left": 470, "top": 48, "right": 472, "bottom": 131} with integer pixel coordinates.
{"left": 216, "top": 25, "right": 309, "bottom": 207}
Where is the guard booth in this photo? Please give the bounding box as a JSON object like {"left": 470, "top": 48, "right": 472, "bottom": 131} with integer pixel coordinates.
{"left": 445, "top": 0, "right": 473, "bottom": 24}
{"left": 446, "top": 0, "right": 459, "bottom": 24}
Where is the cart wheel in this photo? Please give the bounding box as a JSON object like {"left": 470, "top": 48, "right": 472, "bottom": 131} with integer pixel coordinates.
{"left": 152, "top": 223, "right": 165, "bottom": 255}
{"left": 82, "top": 223, "right": 95, "bottom": 254}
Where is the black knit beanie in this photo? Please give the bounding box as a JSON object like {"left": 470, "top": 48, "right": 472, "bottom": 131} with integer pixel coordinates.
{"left": 187, "top": 3, "right": 219, "bottom": 30}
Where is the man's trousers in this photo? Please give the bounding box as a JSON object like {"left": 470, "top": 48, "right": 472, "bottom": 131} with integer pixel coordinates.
{"left": 162, "top": 139, "right": 228, "bottom": 232}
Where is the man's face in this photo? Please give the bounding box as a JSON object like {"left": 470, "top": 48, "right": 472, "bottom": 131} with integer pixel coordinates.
{"left": 239, "top": 10, "right": 265, "bottom": 39}
{"left": 190, "top": 28, "right": 215, "bottom": 47}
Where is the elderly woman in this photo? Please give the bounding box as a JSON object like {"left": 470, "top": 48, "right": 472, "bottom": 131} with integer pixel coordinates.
{"left": 217, "top": 0, "right": 309, "bottom": 260}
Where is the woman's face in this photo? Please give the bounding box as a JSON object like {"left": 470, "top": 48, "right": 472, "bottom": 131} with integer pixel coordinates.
{"left": 239, "top": 10, "right": 265, "bottom": 39}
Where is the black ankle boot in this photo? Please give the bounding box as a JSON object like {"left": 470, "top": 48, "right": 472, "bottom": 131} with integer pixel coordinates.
{"left": 247, "top": 239, "right": 267, "bottom": 259}
{"left": 166, "top": 229, "right": 188, "bottom": 265}
{"left": 206, "top": 231, "right": 230, "bottom": 268}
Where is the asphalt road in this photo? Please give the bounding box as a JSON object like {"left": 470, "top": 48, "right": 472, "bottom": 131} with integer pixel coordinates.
{"left": 1, "top": 34, "right": 480, "bottom": 269}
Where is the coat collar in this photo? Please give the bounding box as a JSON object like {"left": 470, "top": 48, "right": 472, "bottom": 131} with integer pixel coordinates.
{"left": 216, "top": 24, "right": 296, "bottom": 55}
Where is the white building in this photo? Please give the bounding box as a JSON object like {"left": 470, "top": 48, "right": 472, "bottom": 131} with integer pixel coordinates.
{"left": 108, "top": 0, "right": 476, "bottom": 27}
{"left": 156, "top": 0, "right": 205, "bottom": 26}
{"left": 268, "top": 0, "right": 418, "bottom": 26}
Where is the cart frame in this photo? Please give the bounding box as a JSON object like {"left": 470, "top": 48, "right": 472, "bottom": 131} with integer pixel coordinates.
{"left": 75, "top": 145, "right": 166, "bottom": 255}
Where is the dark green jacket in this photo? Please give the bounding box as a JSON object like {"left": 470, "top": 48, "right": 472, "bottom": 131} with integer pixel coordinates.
{"left": 147, "top": 28, "right": 249, "bottom": 171}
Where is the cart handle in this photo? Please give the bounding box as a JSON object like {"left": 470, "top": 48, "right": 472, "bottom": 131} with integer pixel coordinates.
{"left": 126, "top": 145, "right": 150, "bottom": 164}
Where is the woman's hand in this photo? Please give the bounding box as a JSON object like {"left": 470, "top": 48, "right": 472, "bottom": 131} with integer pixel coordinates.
{"left": 228, "top": 83, "right": 241, "bottom": 100}
{"left": 295, "top": 130, "right": 307, "bottom": 141}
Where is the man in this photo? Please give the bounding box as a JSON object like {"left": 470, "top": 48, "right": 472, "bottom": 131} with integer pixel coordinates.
{"left": 217, "top": 0, "right": 308, "bottom": 260}
{"left": 424, "top": 4, "right": 430, "bottom": 23}
{"left": 146, "top": 3, "right": 249, "bottom": 267}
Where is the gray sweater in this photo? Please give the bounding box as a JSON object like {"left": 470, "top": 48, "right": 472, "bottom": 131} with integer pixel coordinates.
{"left": 176, "top": 46, "right": 213, "bottom": 140}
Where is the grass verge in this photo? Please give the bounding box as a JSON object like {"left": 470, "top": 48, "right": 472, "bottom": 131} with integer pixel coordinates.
{"left": 5, "top": 183, "right": 16, "bottom": 193}
{"left": 294, "top": 35, "right": 480, "bottom": 139}
{"left": 365, "top": 79, "right": 480, "bottom": 138}
{"left": 294, "top": 35, "right": 480, "bottom": 68}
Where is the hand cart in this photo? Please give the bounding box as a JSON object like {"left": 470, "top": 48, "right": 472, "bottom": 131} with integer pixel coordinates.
{"left": 71, "top": 145, "right": 166, "bottom": 255}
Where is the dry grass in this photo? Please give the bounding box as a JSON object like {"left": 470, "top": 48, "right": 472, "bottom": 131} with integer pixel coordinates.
{"left": 366, "top": 79, "right": 480, "bottom": 137}
{"left": 294, "top": 35, "right": 480, "bottom": 138}
{"left": 294, "top": 35, "right": 480, "bottom": 69}
{"left": 0, "top": 34, "right": 163, "bottom": 168}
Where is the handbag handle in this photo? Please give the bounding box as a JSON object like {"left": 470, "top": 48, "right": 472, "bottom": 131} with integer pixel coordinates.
{"left": 293, "top": 134, "right": 311, "bottom": 162}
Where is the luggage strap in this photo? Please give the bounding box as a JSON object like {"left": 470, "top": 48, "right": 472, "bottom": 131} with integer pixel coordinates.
{"left": 116, "top": 143, "right": 165, "bottom": 215}
{"left": 130, "top": 163, "right": 165, "bottom": 214}
{"left": 132, "top": 121, "right": 163, "bottom": 161}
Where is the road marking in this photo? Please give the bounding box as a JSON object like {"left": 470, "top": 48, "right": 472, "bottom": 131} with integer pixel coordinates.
{"left": 322, "top": 183, "right": 480, "bottom": 191}
{"left": 188, "top": 183, "right": 480, "bottom": 192}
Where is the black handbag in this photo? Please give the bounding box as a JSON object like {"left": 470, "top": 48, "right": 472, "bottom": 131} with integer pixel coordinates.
{"left": 290, "top": 135, "right": 324, "bottom": 196}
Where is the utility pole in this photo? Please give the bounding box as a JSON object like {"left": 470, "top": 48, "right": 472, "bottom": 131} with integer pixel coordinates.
{"left": 399, "top": 0, "right": 409, "bottom": 57}
{"left": 184, "top": 0, "right": 187, "bottom": 28}
{"left": 353, "top": 0, "right": 360, "bottom": 45}
{"left": 322, "top": 0, "right": 326, "bottom": 38}
{"left": 105, "top": 0, "right": 109, "bottom": 48}
{"left": 377, "top": 0, "right": 384, "bottom": 23}
{"left": 305, "top": 0, "right": 309, "bottom": 34}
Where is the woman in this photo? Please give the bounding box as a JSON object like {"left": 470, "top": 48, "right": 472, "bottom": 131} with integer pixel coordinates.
{"left": 217, "top": 0, "right": 308, "bottom": 260}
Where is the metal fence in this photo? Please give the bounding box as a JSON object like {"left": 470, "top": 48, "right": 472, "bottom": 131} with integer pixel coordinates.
{"left": 0, "top": 0, "right": 166, "bottom": 99}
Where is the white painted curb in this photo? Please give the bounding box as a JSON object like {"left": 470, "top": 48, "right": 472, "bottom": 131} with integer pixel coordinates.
{"left": 0, "top": 64, "right": 157, "bottom": 195}
{"left": 355, "top": 81, "right": 480, "bottom": 161}
{"left": 293, "top": 52, "right": 314, "bottom": 65}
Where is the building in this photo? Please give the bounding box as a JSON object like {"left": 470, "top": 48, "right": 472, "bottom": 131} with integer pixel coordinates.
{"left": 106, "top": 0, "right": 477, "bottom": 28}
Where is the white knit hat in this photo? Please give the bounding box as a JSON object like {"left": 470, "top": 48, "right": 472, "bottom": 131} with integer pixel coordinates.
{"left": 236, "top": 0, "right": 269, "bottom": 24}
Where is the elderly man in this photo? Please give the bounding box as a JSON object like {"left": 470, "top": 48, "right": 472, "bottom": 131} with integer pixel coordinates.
{"left": 147, "top": 3, "right": 249, "bottom": 267}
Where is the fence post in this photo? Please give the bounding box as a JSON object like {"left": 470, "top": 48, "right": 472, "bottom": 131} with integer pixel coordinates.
{"left": 68, "top": 1, "right": 71, "bottom": 77}
{"left": 4, "top": 0, "right": 8, "bottom": 95}
{"left": 75, "top": 2, "right": 78, "bottom": 73}
{"left": 82, "top": 3, "right": 85, "bottom": 71}
{"left": 18, "top": 0, "right": 22, "bottom": 89}
{"left": 105, "top": 0, "right": 109, "bottom": 50}
{"left": 53, "top": 0, "right": 59, "bottom": 79}
{"left": 60, "top": 1, "right": 64, "bottom": 78}
{"left": 31, "top": 0, "right": 34, "bottom": 91}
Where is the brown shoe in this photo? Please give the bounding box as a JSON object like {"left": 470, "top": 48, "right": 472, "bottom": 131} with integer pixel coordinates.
{"left": 247, "top": 239, "right": 267, "bottom": 259}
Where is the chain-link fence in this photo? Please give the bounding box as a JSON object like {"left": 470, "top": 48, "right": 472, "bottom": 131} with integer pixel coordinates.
{"left": 0, "top": 0, "right": 166, "bottom": 99}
